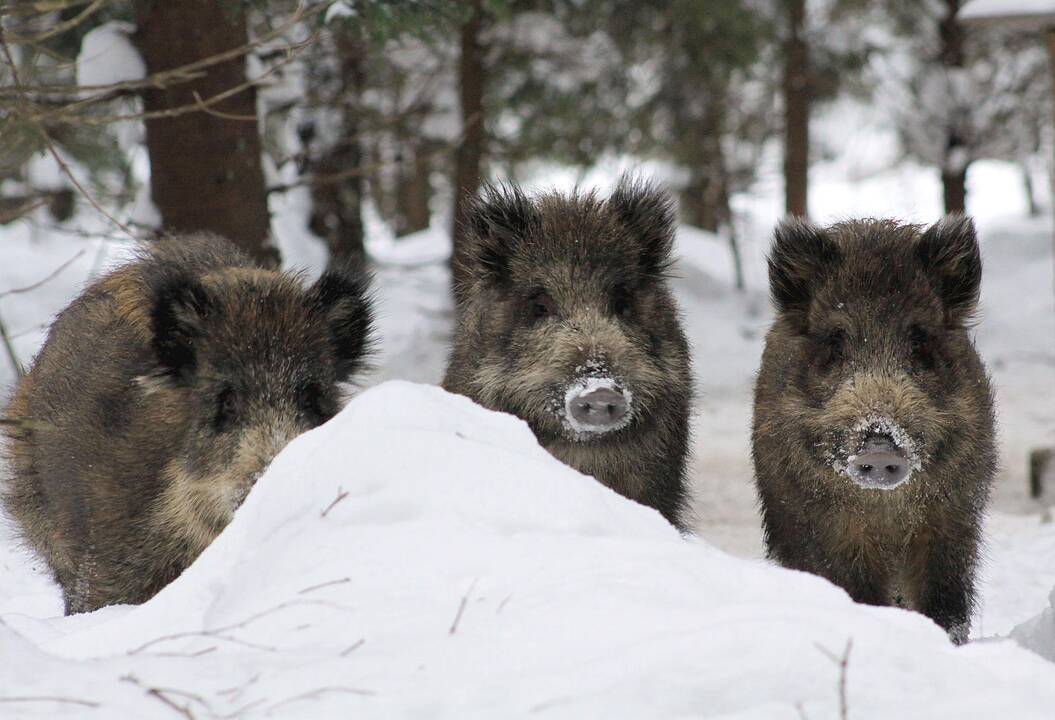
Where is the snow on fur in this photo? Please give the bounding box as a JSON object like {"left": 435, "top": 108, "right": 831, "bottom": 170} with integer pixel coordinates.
{"left": 1, "top": 382, "right": 1054, "bottom": 718}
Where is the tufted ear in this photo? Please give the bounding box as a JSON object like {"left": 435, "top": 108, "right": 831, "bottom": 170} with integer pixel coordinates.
{"left": 916, "top": 214, "right": 981, "bottom": 324}
{"left": 608, "top": 176, "right": 676, "bottom": 277}
{"left": 455, "top": 183, "right": 539, "bottom": 286}
{"left": 307, "top": 262, "right": 376, "bottom": 381}
{"left": 151, "top": 266, "right": 213, "bottom": 381}
{"left": 768, "top": 218, "right": 841, "bottom": 320}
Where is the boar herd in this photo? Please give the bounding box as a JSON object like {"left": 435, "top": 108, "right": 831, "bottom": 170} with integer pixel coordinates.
{"left": 0, "top": 179, "right": 994, "bottom": 644}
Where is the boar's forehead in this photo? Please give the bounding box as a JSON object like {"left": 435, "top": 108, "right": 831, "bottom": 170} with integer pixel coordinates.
{"left": 810, "top": 224, "right": 943, "bottom": 324}
{"left": 509, "top": 202, "right": 644, "bottom": 285}
{"left": 200, "top": 277, "right": 330, "bottom": 374}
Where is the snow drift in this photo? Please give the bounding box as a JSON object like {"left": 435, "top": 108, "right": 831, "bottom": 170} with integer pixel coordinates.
{"left": 1, "top": 381, "right": 1054, "bottom": 718}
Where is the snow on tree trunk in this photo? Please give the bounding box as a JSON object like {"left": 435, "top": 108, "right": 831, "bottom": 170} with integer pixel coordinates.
{"left": 134, "top": 0, "right": 277, "bottom": 267}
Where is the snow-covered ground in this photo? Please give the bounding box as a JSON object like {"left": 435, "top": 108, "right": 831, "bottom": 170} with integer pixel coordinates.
{"left": 1, "top": 128, "right": 1053, "bottom": 713}
{"left": 2, "top": 381, "right": 1054, "bottom": 719}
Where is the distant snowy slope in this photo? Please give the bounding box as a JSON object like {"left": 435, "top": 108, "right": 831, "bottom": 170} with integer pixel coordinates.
{"left": 2, "top": 382, "right": 1053, "bottom": 719}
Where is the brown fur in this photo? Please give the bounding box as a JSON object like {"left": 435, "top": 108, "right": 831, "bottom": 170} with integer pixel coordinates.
{"left": 2, "top": 234, "right": 373, "bottom": 613}
{"left": 444, "top": 180, "right": 693, "bottom": 528}
{"left": 752, "top": 217, "right": 996, "bottom": 642}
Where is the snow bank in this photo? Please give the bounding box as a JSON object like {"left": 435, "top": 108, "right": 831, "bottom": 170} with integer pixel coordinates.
{"left": 2, "top": 382, "right": 1054, "bottom": 718}
{"left": 1012, "top": 587, "right": 1055, "bottom": 663}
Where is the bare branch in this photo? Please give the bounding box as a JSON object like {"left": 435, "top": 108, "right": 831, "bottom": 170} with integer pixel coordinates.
{"left": 0, "top": 695, "right": 99, "bottom": 707}
{"left": 0, "top": 249, "right": 85, "bottom": 299}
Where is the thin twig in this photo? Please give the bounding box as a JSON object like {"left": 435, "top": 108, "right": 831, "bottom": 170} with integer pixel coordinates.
{"left": 0, "top": 310, "right": 24, "bottom": 378}
{"left": 340, "top": 638, "right": 365, "bottom": 657}
{"left": 265, "top": 687, "right": 375, "bottom": 715}
{"left": 816, "top": 638, "right": 852, "bottom": 720}
{"left": 0, "top": 249, "right": 85, "bottom": 299}
{"left": 320, "top": 487, "right": 349, "bottom": 517}
{"left": 4, "top": 0, "right": 108, "bottom": 44}
{"left": 0, "top": 695, "right": 99, "bottom": 707}
{"left": 0, "top": 31, "right": 137, "bottom": 240}
{"left": 449, "top": 579, "right": 477, "bottom": 635}
{"left": 298, "top": 577, "right": 350, "bottom": 594}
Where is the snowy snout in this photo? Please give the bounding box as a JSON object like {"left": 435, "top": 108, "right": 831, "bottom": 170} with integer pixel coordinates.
{"left": 563, "top": 378, "right": 633, "bottom": 437}
{"left": 847, "top": 434, "right": 910, "bottom": 490}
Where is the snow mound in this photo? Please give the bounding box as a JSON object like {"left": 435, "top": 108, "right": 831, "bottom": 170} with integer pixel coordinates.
{"left": 2, "top": 382, "right": 1054, "bottom": 718}
{"left": 1012, "top": 586, "right": 1055, "bottom": 663}
{"left": 75, "top": 21, "right": 145, "bottom": 89}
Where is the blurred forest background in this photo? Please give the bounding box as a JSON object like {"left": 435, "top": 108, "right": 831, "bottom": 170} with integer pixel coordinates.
{"left": 0, "top": 0, "right": 1050, "bottom": 281}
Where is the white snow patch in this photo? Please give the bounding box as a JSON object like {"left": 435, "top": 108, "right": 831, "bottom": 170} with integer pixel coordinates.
{"left": 1011, "top": 585, "right": 1055, "bottom": 662}
{"left": 75, "top": 21, "right": 145, "bottom": 89}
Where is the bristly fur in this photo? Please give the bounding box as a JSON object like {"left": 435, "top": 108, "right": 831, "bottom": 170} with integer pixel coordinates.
{"left": 752, "top": 216, "right": 995, "bottom": 643}
{"left": 1, "top": 233, "right": 375, "bottom": 614}
{"left": 444, "top": 177, "right": 693, "bottom": 529}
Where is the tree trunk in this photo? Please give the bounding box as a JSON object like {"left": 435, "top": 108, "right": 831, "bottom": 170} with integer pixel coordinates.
{"left": 451, "top": 0, "right": 485, "bottom": 294}
{"left": 308, "top": 31, "right": 366, "bottom": 264}
{"left": 395, "top": 139, "right": 433, "bottom": 237}
{"left": 941, "top": 167, "right": 967, "bottom": 214}
{"left": 782, "top": 0, "right": 809, "bottom": 218}
{"left": 1022, "top": 162, "right": 1040, "bottom": 217}
{"left": 134, "top": 0, "right": 276, "bottom": 267}
{"left": 938, "top": 0, "right": 968, "bottom": 215}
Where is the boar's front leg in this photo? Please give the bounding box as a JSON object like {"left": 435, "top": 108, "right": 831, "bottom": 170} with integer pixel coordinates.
{"left": 907, "top": 520, "right": 979, "bottom": 645}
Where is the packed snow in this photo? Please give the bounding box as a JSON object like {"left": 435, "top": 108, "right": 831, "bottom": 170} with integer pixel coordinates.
{"left": 1, "top": 381, "right": 1054, "bottom": 719}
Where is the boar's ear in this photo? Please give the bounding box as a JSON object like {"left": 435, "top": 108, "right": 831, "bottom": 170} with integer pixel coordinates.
{"left": 608, "top": 177, "right": 676, "bottom": 277}
{"left": 151, "top": 267, "right": 213, "bottom": 380}
{"left": 307, "top": 263, "right": 375, "bottom": 381}
{"left": 456, "top": 183, "right": 538, "bottom": 285}
{"left": 768, "top": 219, "right": 840, "bottom": 318}
{"left": 916, "top": 215, "right": 981, "bottom": 323}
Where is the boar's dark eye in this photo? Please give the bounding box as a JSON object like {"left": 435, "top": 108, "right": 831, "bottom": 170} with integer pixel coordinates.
{"left": 213, "top": 386, "right": 238, "bottom": 433}
{"left": 529, "top": 291, "right": 557, "bottom": 321}
{"left": 817, "top": 328, "right": 846, "bottom": 370}
{"left": 909, "top": 324, "right": 936, "bottom": 370}
{"left": 299, "top": 381, "right": 333, "bottom": 426}
{"left": 611, "top": 285, "right": 633, "bottom": 318}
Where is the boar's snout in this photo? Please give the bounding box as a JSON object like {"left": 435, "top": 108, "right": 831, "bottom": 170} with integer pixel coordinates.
{"left": 567, "top": 386, "right": 628, "bottom": 429}
{"left": 562, "top": 377, "right": 633, "bottom": 437}
{"left": 848, "top": 434, "right": 910, "bottom": 490}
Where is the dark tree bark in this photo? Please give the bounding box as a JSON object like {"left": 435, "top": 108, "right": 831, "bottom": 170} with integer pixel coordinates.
{"left": 679, "top": 102, "right": 745, "bottom": 292}
{"left": 451, "top": 0, "right": 485, "bottom": 293}
{"left": 394, "top": 137, "right": 433, "bottom": 237}
{"left": 134, "top": 0, "right": 277, "bottom": 267}
{"left": 782, "top": 0, "right": 809, "bottom": 218}
{"left": 938, "top": 0, "right": 967, "bottom": 215}
{"left": 308, "top": 31, "right": 366, "bottom": 264}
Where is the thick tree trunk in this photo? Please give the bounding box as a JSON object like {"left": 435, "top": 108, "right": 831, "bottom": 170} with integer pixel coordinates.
{"left": 451, "top": 0, "right": 485, "bottom": 294}
{"left": 308, "top": 31, "right": 366, "bottom": 264}
{"left": 782, "top": 0, "right": 809, "bottom": 218}
{"left": 938, "top": 0, "right": 968, "bottom": 215}
{"left": 395, "top": 139, "right": 432, "bottom": 237}
{"left": 134, "top": 0, "right": 276, "bottom": 267}
{"left": 681, "top": 106, "right": 745, "bottom": 292}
